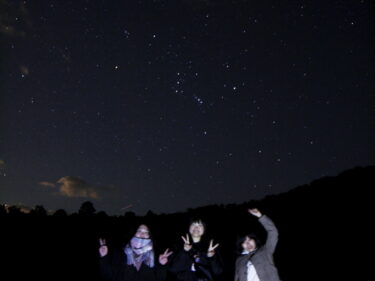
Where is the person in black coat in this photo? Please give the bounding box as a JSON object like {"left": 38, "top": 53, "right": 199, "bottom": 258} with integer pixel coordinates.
{"left": 169, "top": 219, "right": 223, "bottom": 281}
{"left": 99, "top": 224, "right": 173, "bottom": 281}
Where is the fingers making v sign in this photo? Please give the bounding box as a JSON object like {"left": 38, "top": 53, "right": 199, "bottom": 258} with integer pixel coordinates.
{"left": 98, "top": 238, "right": 108, "bottom": 257}
{"left": 159, "top": 248, "right": 173, "bottom": 265}
{"left": 181, "top": 234, "right": 192, "bottom": 252}
{"left": 207, "top": 239, "right": 219, "bottom": 257}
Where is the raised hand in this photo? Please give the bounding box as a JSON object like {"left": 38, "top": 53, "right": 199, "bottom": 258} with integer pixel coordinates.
{"left": 99, "top": 238, "right": 108, "bottom": 257}
{"left": 181, "top": 234, "right": 192, "bottom": 251}
{"left": 248, "top": 208, "right": 262, "bottom": 218}
{"left": 159, "top": 248, "right": 173, "bottom": 265}
{"left": 207, "top": 239, "right": 219, "bottom": 257}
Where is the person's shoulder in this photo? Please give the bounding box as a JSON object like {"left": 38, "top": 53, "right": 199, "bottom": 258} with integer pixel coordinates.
{"left": 235, "top": 254, "right": 247, "bottom": 264}
{"left": 111, "top": 246, "right": 126, "bottom": 260}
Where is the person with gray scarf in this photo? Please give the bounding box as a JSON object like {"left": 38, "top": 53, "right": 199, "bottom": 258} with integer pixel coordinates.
{"left": 99, "top": 224, "right": 173, "bottom": 281}
{"left": 234, "top": 209, "right": 281, "bottom": 281}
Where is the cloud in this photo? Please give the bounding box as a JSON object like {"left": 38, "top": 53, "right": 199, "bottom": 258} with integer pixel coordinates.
{"left": 57, "top": 176, "right": 100, "bottom": 199}
{"left": 39, "top": 181, "right": 56, "bottom": 188}
{"left": 40, "top": 176, "right": 113, "bottom": 199}
{"left": 20, "top": 65, "right": 29, "bottom": 75}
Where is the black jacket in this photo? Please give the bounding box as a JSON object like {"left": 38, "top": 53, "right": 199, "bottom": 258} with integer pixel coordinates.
{"left": 99, "top": 248, "right": 167, "bottom": 281}
{"left": 169, "top": 240, "right": 223, "bottom": 281}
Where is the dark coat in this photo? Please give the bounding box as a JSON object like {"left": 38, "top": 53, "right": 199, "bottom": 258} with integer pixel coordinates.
{"left": 99, "top": 248, "right": 167, "bottom": 281}
{"left": 234, "top": 215, "right": 281, "bottom": 281}
{"left": 169, "top": 239, "right": 223, "bottom": 281}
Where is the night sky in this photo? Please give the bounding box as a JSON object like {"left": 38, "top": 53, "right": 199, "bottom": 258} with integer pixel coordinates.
{"left": 0, "top": 0, "right": 374, "bottom": 215}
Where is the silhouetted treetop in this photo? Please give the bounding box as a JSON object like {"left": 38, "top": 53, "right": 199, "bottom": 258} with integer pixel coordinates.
{"left": 78, "top": 201, "right": 96, "bottom": 216}
{"left": 30, "top": 205, "right": 47, "bottom": 216}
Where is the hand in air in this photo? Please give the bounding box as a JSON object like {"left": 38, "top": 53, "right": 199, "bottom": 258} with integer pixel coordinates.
{"left": 181, "top": 234, "right": 192, "bottom": 251}
{"left": 248, "top": 208, "right": 262, "bottom": 218}
{"left": 159, "top": 248, "right": 173, "bottom": 265}
{"left": 99, "top": 238, "right": 108, "bottom": 257}
{"left": 207, "top": 239, "right": 219, "bottom": 257}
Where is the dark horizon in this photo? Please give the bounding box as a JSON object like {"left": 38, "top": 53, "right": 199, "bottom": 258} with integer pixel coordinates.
{"left": 4, "top": 163, "right": 371, "bottom": 281}
{"left": 2, "top": 165, "right": 372, "bottom": 216}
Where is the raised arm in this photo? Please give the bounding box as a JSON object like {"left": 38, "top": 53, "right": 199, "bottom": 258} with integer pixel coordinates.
{"left": 248, "top": 209, "right": 279, "bottom": 254}
{"left": 99, "top": 238, "right": 108, "bottom": 257}
{"left": 168, "top": 235, "right": 193, "bottom": 273}
{"left": 156, "top": 249, "right": 172, "bottom": 281}
{"left": 98, "top": 238, "right": 113, "bottom": 280}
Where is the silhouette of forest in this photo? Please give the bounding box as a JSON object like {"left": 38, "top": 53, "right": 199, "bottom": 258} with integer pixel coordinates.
{"left": 1, "top": 166, "right": 373, "bottom": 281}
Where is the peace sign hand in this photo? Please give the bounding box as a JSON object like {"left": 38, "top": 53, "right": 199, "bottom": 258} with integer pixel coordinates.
{"left": 181, "top": 234, "right": 192, "bottom": 251}
{"left": 99, "top": 238, "right": 108, "bottom": 257}
{"left": 159, "top": 248, "right": 173, "bottom": 265}
{"left": 207, "top": 239, "right": 219, "bottom": 257}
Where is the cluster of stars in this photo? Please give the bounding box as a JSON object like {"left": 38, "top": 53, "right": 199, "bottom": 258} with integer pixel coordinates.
{"left": 0, "top": 0, "right": 371, "bottom": 215}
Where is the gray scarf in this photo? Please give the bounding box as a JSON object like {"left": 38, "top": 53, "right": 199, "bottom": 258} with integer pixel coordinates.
{"left": 124, "top": 237, "right": 154, "bottom": 270}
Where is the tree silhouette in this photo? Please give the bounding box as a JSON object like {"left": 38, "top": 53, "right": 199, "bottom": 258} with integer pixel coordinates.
{"left": 30, "top": 205, "right": 47, "bottom": 216}
{"left": 146, "top": 210, "right": 156, "bottom": 217}
{"left": 0, "top": 204, "right": 6, "bottom": 216}
{"left": 7, "top": 205, "right": 22, "bottom": 216}
{"left": 96, "top": 210, "right": 108, "bottom": 217}
{"left": 124, "top": 211, "right": 136, "bottom": 218}
{"left": 53, "top": 209, "right": 68, "bottom": 217}
{"left": 78, "top": 201, "right": 96, "bottom": 216}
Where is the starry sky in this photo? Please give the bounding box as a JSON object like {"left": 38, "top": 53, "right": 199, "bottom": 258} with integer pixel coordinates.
{"left": 0, "top": 0, "right": 374, "bottom": 215}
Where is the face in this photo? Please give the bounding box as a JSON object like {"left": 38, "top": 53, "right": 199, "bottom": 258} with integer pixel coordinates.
{"left": 189, "top": 221, "right": 205, "bottom": 238}
{"left": 135, "top": 224, "right": 150, "bottom": 239}
{"left": 242, "top": 236, "right": 257, "bottom": 252}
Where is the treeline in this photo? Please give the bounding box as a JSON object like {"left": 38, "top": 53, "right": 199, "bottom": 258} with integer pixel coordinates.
{"left": 1, "top": 166, "right": 373, "bottom": 281}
